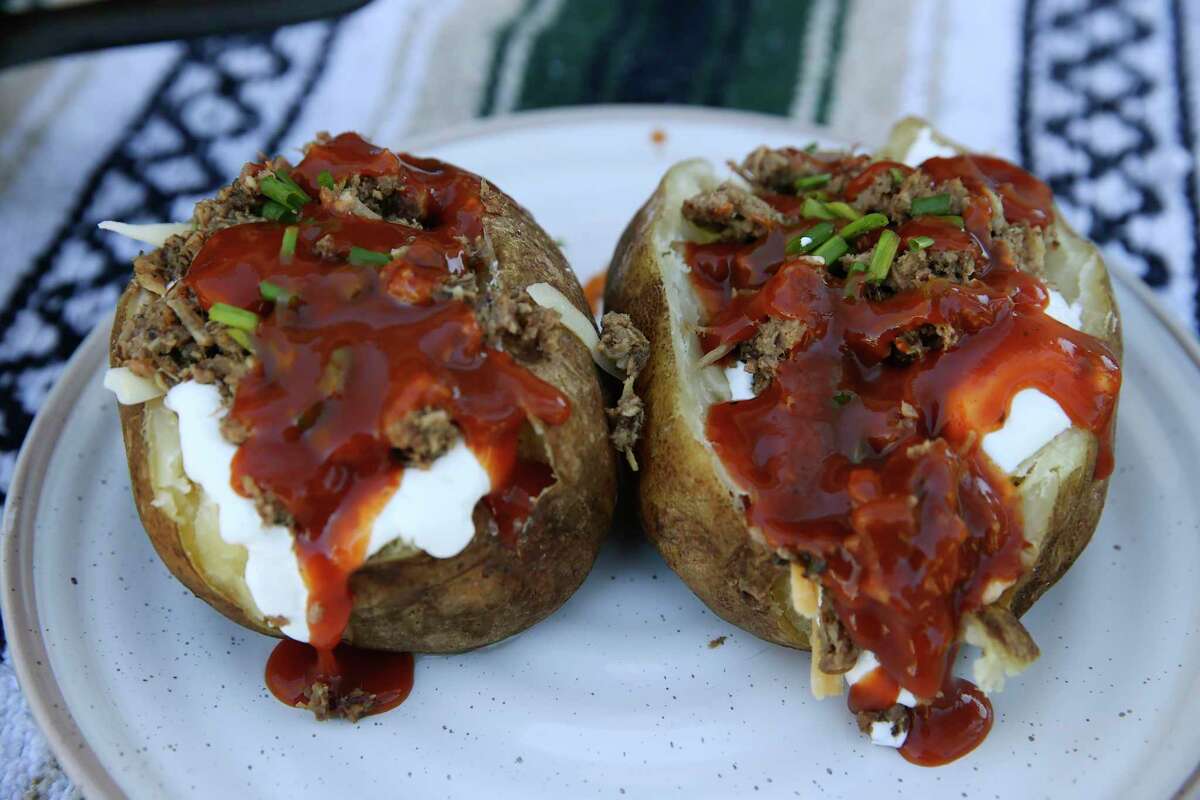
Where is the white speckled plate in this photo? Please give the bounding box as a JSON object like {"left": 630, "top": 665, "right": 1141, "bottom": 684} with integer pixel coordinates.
{"left": 4, "top": 107, "right": 1200, "bottom": 800}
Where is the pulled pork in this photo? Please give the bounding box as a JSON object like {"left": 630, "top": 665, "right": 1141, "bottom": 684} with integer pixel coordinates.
{"left": 302, "top": 681, "right": 377, "bottom": 723}
{"left": 682, "top": 183, "right": 782, "bottom": 242}
{"left": 387, "top": 407, "right": 459, "bottom": 466}
{"left": 856, "top": 704, "right": 911, "bottom": 741}
{"left": 599, "top": 312, "right": 649, "bottom": 469}
{"left": 737, "top": 319, "right": 808, "bottom": 394}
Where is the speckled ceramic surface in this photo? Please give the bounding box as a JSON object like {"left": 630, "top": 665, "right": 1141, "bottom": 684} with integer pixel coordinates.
{"left": 4, "top": 108, "right": 1200, "bottom": 799}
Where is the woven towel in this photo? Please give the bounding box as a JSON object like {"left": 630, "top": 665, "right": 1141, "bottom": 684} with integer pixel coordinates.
{"left": 0, "top": 1, "right": 1196, "bottom": 796}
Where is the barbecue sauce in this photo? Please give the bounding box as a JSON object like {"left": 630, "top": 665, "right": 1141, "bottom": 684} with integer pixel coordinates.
{"left": 186, "top": 133, "right": 568, "bottom": 717}
{"left": 685, "top": 152, "right": 1119, "bottom": 764}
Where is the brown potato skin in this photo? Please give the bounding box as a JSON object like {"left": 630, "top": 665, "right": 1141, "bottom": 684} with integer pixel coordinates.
{"left": 111, "top": 180, "right": 616, "bottom": 654}
{"left": 606, "top": 186, "right": 808, "bottom": 649}
{"left": 605, "top": 169, "right": 1120, "bottom": 650}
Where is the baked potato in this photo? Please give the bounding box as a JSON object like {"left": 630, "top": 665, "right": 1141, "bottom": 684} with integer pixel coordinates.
{"left": 605, "top": 118, "right": 1121, "bottom": 762}
{"left": 103, "top": 133, "right": 617, "bottom": 676}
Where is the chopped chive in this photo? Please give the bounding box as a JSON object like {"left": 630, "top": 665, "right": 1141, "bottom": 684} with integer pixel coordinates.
{"left": 279, "top": 225, "right": 299, "bottom": 260}
{"left": 785, "top": 221, "right": 835, "bottom": 256}
{"left": 259, "top": 280, "right": 290, "bottom": 303}
{"left": 802, "top": 197, "right": 835, "bottom": 220}
{"left": 262, "top": 200, "right": 298, "bottom": 223}
{"left": 259, "top": 174, "right": 310, "bottom": 211}
{"left": 935, "top": 214, "right": 965, "bottom": 229}
{"left": 209, "top": 302, "right": 259, "bottom": 332}
{"left": 794, "top": 172, "right": 831, "bottom": 192}
{"left": 843, "top": 272, "right": 865, "bottom": 299}
{"left": 317, "top": 170, "right": 336, "bottom": 190}
{"left": 866, "top": 230, "right": 901, "bottom": 283}
{"left": 911, "top": 193, "right": 953, "bottom": 216}
{"left": 348, "top": 246, "right": 392, "bottom": 267}
{"left": 275, "top": 170, "right": 310, "bottom": 198}
{"left": 227, "top": 328, "right": 255, "bottom": 352}
{"left": 838, "top": 212, "right": 889, "bottom": 240}
{"left": 812, "top": 235, "right": 849, "bottom": 265}
{"left": 832, "top": 390, "right": 855, "bottom": 407}
{"left": 803, "top": 142, "right": 819, "bottom": 153}
{"left": 825, "top": 201, "right": 861, "bottom": 221}
{"left": 889, "top": 167, "right": 906, "bottom": 185}
{"left": 907, "top": 235, "right": 935, "bottom": 252}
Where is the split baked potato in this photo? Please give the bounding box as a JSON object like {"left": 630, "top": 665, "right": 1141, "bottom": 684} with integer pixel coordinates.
{"left": 605, "top": 117, "right": 1121, "bottom": 749}
{"left": 105, "top": 133, "right": 618, "bottom": 655}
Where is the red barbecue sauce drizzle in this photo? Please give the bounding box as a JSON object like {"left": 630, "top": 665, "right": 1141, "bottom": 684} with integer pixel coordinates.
{"left": 684, "top": 153, "right": 1119, "bottom": 765}
{"left": 185, "top": 133, "right": 567, "bottom": 716}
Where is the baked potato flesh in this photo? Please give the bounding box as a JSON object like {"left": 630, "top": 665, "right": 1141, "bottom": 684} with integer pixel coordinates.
{"left": 605, "top": 119, "right": 1121, "bottom": 761}
{"left": 106, "top": 132, "right": 616, "bottom": 683}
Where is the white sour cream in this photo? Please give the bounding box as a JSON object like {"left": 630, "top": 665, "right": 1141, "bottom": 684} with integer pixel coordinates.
{"left": 844, "top": 650, "right": 918, "bottom": 708}
{"left": 724, "top": 363, "right": 755, "bottom": 402}
{"left": 161, "top": 380, "right": 490, "bottom": 642}
{"left": 165, "top": 381, "right": 310, "bottom": 640}
{"left": 869, "top": 720, "right": 907, "bottom": 749}
{"left": 1044, "top": 288, "right": 1084, "bottom": 330}
{"left": 981, "top": 389, "right": 1072, "bottom": 474}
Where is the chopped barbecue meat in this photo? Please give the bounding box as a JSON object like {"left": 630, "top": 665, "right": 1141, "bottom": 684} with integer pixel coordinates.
{"left": 301, "top": 681, "right": 378, "bottom": 723}
{"left": 890, "top": 322, "right": 960, "bottom": 363}
{"left": 738, "top": 319, "right": 808, "bottom": 393}
{"left": 598, "top": 312, "right": 649, "bottom": 378}
{"left": 240, "top": 475, "right": 294, "bottom": 528}
{"left": 855, "top": 704, "right": 911, "bottom": 739}
{"left": 386, "top": 407, "right": 459, "bottom": 466}
{"left": 599, "top": 312, "right": 649, "bottom": 470}
{"left": 434, "top": 269, "right": 479, "bottom": 304}
{"left": 479, "top": 286, "right": 557, "bottom": 356}
{"left": 682, "top": 183, "right": 782, "bottom": 241}
{"left": 884, "top": 246, "right": 976, "bottom": 293}
{"left": 995, "top": 222, "right": 1047, "bottom": 275}
{"left": 731, "top": 146, "right": 868, "bottom": 195}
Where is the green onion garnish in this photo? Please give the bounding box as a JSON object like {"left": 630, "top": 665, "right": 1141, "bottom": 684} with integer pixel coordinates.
{"left": 908, "top": 235, "right": 935, "bottom": 252}
{"left": 259, "top": 280, "right": 290, "bottom": 303}
{"left": 348, "top": 246, "right": 392, "bottom": 267}
{"left": 279, "top": 226, "right": 299, "bottom": 261}
{"left": 935, "top": 214, "right": 965, "bottom": 229}
{"left": 317, "top": 170, "right": 336, "bottom": 190}
{"left": 825, "top": 201, "right": 861, "bottom": 221}
{"left": 832, "top": 390, "right": 854, "bottom": 407}
{"left": 911, "top": 193, "right": 952, "bottom": 216}
{"left": 802, "top": 197, "right": 835, "bottom": 220}
{"left": 866, "top": 230, "right": 900, "bottom": 283}
{"left": 838, "top": 212, "right": 889, "bottom": 240}
{"left": 804, "top": 142, "right": 819, "bottom": 153}
{"left": 209, "top": 302, "right": 259, "bottom": 332}
{"left": 812, "top": 235, "right": 849, "bottom": 265}
{"left": 890, "top": 167, "right": 906, "bottom": 185}
{"left": 794, "top": 173, "right": 831, "bottom": 192}
{"left": 785, "top": 221, "right": 835, "bottom": 256}
{"left": 843, "top": 271, "right": 865, "bottom": 299}
{"left": 227, "top": 328, "right": 255, "bottom": 352}
{"left": 263, "top": 200, "right": 298, "bottom": 223}
{"left": 259, "top": 174, "right": 311, "bottom": 211}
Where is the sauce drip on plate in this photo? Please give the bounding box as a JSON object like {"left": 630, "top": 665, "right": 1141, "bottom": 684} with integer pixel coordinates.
{"left": 684, "top": 151, "right": 1120, "bottom": 763}
{"left": 186, "top": 133, "right": 567, "bottom": 716}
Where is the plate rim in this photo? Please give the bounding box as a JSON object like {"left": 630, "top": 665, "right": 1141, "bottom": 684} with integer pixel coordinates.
{"left": 3, "top": 104, "right": 1199, "bottom": 800}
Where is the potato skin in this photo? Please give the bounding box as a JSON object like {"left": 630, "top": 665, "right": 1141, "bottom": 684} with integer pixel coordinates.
{"left": 605, "top": 150, "right": 1121, "bottom": 650}
{"left": 111, "top": 180, "right": 616, "bottom": 654}
{"left": 606, "top": 182, "right": 809, "bottom": 649}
